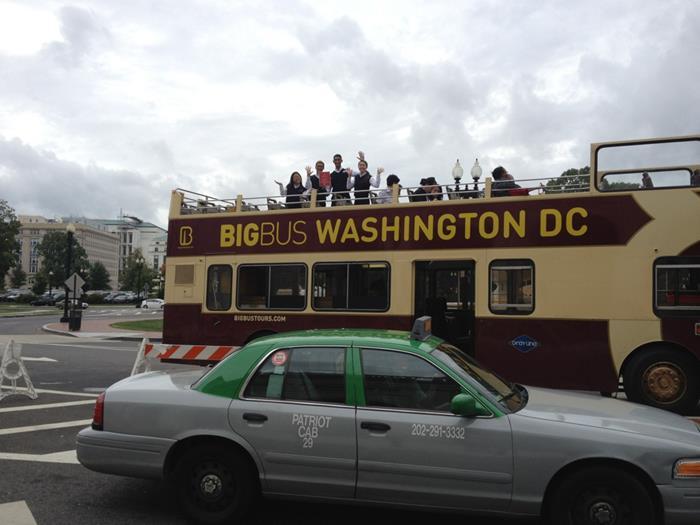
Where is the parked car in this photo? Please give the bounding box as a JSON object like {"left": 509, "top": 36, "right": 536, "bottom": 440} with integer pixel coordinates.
{"left": 0, "top": 289, "right": 21, "bottom": 302}
{"left": 31, "top": 292, "right": 61, "bottom": 306}
{"left": 105, "top": 292, "right": 128, "bottom": 304}
{"left": 77, "top": 319, "right": 700, "bottom": 525}
{"left": 140, "top": 298, "right": 164, "bottom": 309}
{"left": 55, "top": 298, "right": 88, "bottom": 309}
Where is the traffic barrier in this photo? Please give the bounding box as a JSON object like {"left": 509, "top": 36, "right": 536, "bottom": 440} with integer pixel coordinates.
{"left": 0, "top": 340, "right": 38, "bottom": 401}
{"left": 131, "top": 339, "right": 238, "bottom": 375}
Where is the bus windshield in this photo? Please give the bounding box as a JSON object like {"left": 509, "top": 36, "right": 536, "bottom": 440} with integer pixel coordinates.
{"left": 432, "top": 343, "right": 525, "bottom": 412}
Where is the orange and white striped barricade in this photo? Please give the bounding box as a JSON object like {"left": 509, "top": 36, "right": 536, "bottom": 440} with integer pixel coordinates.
{"left": 131, "top": 338, "right": 238, "bottom": 375}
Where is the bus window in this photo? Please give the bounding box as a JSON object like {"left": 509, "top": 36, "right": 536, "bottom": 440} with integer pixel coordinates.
{"left": 654, "top": 258, "right": 700, "bottom": 314}
{"left": 206, "top": 265, "right": 232, "bottom": 311}
{"left": 237, "top": 264, "right": 307, "bottom": 311}
{"left": 489, "top": 260, "right": 534, "bottom": 315}
{"left": 313, "top": 262, "right": 390, "bottom": 311}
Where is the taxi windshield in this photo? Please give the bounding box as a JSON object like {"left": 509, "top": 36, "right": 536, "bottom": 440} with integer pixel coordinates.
{"left": 432, "top": 343, "right": 525, "bottom": 412}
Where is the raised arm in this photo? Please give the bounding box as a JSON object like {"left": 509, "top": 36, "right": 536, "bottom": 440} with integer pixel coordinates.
{"left": 275, "top": 181, "right": 287, "bottom": 197}
{"left": 370, "top": 167, "right": 384, "bottom": 188}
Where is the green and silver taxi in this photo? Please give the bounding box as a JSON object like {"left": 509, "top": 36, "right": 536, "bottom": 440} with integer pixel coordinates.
{"left": 77, "top": 320, "right": 700, "bottom": 525}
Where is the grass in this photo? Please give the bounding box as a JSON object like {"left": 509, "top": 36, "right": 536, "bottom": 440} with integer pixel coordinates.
{"left": 0, "top": 304, "right": 56, "bottom": 317}
{"left": 110, "top": 319, "right": 164, "bottom": 332}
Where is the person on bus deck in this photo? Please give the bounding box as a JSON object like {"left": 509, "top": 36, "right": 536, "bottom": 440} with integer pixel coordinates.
{"left": 275, "top": 172, "right": 307, "bottom": 208}
{"left": 691, "top": 169, "right": 700, "bottom": 187}
{"left": 376, "top": 174, "right": 401, "bottom": 204}
{"left": 347, "top": 151, "right": 383, "bottom": 205}
{"left": 412, "top": 178, "right": 432, "bottom": 201}
{"left": 426, "top": 176, "right": 443, "bottom": 200}
{"left": 330, "top": 153, "right": 353, "bottom": 206}
{"left": 491, "top": 166, "right": 520, "bottom": 197}
{"left": 305, "top": 161, "right": 331, "bottom": 207}
{"left": 641, "top": 172, "right": 654, "bottom": 189}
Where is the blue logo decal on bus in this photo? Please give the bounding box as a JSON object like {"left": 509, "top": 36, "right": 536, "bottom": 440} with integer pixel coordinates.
{"left": 510, "top": 335, "right": 540, "bottom": 353}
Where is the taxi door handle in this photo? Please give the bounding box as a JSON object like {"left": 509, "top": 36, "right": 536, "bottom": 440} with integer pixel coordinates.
{"left": 243, "top": 413, "right": 268, "bottom": 422}
{"left": 361, "top": 422, "right": 391, "bottom": 432}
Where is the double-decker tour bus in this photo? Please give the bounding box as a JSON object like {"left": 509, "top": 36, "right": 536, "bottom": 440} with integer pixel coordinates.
{"left": 163, "top": 135, "right": 700, "bottom": 413}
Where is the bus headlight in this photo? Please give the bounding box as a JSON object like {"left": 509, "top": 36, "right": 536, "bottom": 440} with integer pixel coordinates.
{"left": 674, "top": 459, "right": 700, "bottom": 479}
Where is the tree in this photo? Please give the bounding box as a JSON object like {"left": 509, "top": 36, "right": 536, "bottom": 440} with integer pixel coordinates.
{"left": 36, "top": 231, "right": 90, "bottom": 287}
{"left": 120, "top": 249, "right": 157, "bottom": 296}
{"left": 543, "top": 166, "right": 591, "bottom": 194}
{"left": 599, "top": 179, "right": 640, "bottom": 191}
{"left": 0, "top": 200, "right": 21, "bottom": 286}
{"left": 9, "top": 266, "right": 27, "bottom": 288}
{"left": 88, "top": 261, "right": 111, "bottom": 290}
{"left": 32, "top": 272, "right": 47, "bottom": 295}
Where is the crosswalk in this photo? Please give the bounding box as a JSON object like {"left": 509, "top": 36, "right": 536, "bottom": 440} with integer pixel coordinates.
{"left": 0, "top": 500, "right": 38, "bottom": 525}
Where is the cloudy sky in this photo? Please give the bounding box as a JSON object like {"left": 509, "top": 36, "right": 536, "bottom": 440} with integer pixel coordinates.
{"left": 1, "top": 0, "right": 698, "bottom": 227}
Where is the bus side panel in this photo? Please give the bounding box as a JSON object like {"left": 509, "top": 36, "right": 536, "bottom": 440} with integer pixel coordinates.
{"left": 163, "top": 305, "right": 413, "bottom": 345}
{"left": 475, "top": 318, "right": 618, "bottom": 392}
{"left": 661, "top": 318, "right": 700, "bottom": 360}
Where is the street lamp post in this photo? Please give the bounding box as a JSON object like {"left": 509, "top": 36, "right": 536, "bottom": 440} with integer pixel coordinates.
{"left": 136, "top": 256, "right": 144, "bottom": 305}
{"left": 61, "top": 223, "right": 76, "bottom": 322}
{"left": 48, "top": 270, "right": 54, "bottom": 302}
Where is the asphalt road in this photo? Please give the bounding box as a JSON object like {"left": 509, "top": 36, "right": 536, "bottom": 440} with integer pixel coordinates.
{"left": 0, "top": 331, "right": 539, "bottom": 525}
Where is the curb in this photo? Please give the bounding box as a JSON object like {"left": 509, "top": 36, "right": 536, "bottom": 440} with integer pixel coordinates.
{"left": 41, "top": 323, "right": 162, "bottom": 342}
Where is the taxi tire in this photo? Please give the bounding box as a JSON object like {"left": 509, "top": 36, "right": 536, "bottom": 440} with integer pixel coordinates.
{"left": 623, "top": 348, "right": 699, "bottom": 414}
{"left": 547, "top": 466, "right": 657, "bottom": 525}
{"left": 174, "top": 443, "right": 256, "bottom": 524}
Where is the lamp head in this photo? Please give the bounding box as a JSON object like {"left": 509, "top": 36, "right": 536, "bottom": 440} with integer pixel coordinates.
{"left": 471, "top": 158, "right": 483, "bottom": 182}
{"left": 452, "top": 159, "right": 464, "bottom": 182}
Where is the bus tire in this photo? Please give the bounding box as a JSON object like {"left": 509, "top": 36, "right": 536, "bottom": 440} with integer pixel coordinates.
{"left": 623, "top": 347, "right": 699, "bottom": 414}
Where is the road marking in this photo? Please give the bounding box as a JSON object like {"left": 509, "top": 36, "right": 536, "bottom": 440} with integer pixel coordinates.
{"left": 0, "top": 387, "right": 98, "bottom": 397}
{"left": 21, "top": 357, "right": 57, "bottom": 362}
{"left": 0, "top": 450, "right": 78, "bottom": 465}
{"left": 0, "top": 500, "right": 38, "bottom": 524}
{"left": 0, "top": 400, "right": 95, "bottom": 413}
{"left": 0, "top": 419, "right": 92, "bottom": 435}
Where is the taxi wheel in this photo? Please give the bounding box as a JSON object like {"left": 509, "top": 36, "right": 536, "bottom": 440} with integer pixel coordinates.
{"left": 548, "top": 466, "right": 657, "bottom": 525}
{"left": 623, "top": 348, "right": 699, "bottom": 414}
{"left": 174, "top": 444, "right": 256, "bottom": 524}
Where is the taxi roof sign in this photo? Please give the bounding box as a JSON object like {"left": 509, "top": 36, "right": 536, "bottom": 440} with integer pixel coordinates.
{"left": 411, "top": 316, "right": 432, "bottom": 341}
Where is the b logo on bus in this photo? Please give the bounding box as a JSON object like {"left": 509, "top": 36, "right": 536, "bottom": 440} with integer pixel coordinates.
{"left": 510, "top": 335, "right": 540, "bottom": 353}
{"left": 179, "top": 226, "right": 193, "bottom": 247}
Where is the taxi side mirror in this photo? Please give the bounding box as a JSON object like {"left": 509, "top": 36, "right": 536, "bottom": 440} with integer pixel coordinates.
{"left": 450, "top": 393, "right": 490, "bottom": 417}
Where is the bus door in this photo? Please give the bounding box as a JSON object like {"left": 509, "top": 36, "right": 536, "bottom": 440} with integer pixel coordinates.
{"left": 414, "top": 261, "right": 475, "bottom": 354}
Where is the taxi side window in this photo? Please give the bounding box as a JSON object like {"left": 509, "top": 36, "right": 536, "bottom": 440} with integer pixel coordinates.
{"left": 361, "top": 349, "right": 460, "bottom": 412}
{"left": 244, "top": 347, "right": 346, "bottom": 404}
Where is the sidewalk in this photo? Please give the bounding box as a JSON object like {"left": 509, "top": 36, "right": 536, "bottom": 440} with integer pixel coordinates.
{"left": 43, "top": 317, "right": 162, "bottom": 341}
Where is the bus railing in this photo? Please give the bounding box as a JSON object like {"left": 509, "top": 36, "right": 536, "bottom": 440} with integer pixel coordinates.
{"left": 175, "top": 173, "right": 593, "bottom": 215}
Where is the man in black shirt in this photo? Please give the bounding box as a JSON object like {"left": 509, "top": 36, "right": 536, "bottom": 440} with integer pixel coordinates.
{"left": 330, "top": 153, "right": 352, "bottom": 206}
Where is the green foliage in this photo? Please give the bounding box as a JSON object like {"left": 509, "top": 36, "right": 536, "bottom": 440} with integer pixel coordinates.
{"left": 88, "top": 261, "right": 111, "bottom": 290}
{"left": 36, "top": 231, "right": 90, "bottom": 287}
{"left": 0, "top": 200, "right": 21, "bottom": 284}
{"left": 31, "top": 273, "right": 47, "bottom": 295}
{"left": 119, "top": 249, "right": 157, "bottom": 296}
{"left": 543, "top": 166, "right": 591, "bottom": 194}
{"left": 599, "top": 179, "right": 640, "bottom": 191}
{"left": 9, "top": 266, "right": 27, "bottom": 288}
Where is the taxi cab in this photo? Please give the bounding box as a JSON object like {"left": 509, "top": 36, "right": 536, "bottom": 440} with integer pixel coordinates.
{"left": 77, "top": 319, "right": 700, "bottom": 525}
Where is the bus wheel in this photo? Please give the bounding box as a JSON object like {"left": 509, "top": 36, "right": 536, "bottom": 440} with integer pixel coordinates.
{"left": 623, "top": 348, "right": 699, "bottom": 414}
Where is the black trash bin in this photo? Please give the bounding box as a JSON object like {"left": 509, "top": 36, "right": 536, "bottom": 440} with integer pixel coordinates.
{"left": 68, "top": 309, "right": 82, "bottom": 331}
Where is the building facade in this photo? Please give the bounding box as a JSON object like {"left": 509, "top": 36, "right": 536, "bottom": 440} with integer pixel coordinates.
{"left": 14, "top": 217, "right": 120, "bottom": 289}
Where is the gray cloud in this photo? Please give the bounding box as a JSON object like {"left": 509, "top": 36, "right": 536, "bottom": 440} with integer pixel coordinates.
{"left": 0, "top": 0, "right": 698, "bottom": 221}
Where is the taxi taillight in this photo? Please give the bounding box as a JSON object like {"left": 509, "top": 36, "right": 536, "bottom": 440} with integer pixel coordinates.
{"left": 92, "top": 392, "right": 105, "bottom": 430}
